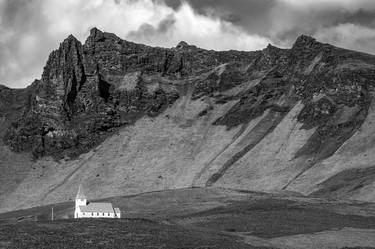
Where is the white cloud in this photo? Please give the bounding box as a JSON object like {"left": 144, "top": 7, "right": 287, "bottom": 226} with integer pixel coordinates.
{"left": 127, "top": 3, "right": 270, "bottom": 51}
{"left": 41, "top": 0, "right": 270, "bottom": 50}
{"left": 42, "top": 0, "right": 175, "bottom": 40}
{"left": 0, "top": 0, "right": 270, "bottom": 88}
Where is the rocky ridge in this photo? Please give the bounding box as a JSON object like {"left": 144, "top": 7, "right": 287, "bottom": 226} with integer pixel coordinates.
{"left": 1, "top": 29, "right": 375, "bottom": 212}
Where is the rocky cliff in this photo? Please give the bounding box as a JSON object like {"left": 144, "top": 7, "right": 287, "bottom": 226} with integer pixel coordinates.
{"left": 1, "top": 28, "right": 375, "bottom": 212}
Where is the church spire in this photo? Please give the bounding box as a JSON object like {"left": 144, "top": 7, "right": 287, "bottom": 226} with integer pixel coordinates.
{"left": 76, "top": 185, "right": 87, "bottom": 199}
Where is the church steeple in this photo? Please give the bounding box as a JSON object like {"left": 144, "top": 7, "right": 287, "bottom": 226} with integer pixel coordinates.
{"left": 76, "top": 185, "right": 87, "bottom": 200}
{"left": 75, "top": 185, "right": 87, "bottom": 217}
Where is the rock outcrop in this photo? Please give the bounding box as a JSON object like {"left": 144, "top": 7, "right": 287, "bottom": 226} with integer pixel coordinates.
{"left": 1, "top": 28, "right": 375, "bottom": 212}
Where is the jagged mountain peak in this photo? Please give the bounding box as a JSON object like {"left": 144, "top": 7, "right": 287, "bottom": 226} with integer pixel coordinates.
{"left": 266, "top": 43, "right": 277, "bottom": 49}
{"left": 176, "top": 41, "right": 189, "bottom": 48}
{"left": 292, "top": 34, "right": 321, "bottom": 49}
{"left": 85, "top": 27, "right": 121, "bottom": 44}
{"left": 90, "top": 26, "right": 102, "bottom": 36}
{"left": 262, "top": 42, "right": 285, "bottom": 55}
{"left": 175, "top": 40, "right": 198, "bottom": 50}
{"left": 87, "top": 27, "right": 105, "bottom": 42}
{"left": 42, "top": 32, "right": 84, "bottom": 86}
{"left": 6, "top": 30, "right": 375, "bottom": 158}
{"left": 65, "top": 34, "right": 80, "bottom": 43}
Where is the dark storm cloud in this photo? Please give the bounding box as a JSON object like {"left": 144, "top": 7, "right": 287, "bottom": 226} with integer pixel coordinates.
{"left": 1, "top": 0, "right": 37, "bottom": 27}
{"left": 268, "top": 1, "right": 375, "bottom": 53}
{"left": 1, "top": 0, "right": 375, "bottom": 88}
{"left": 127, "top": 14, "right": 176, "bottom": 44}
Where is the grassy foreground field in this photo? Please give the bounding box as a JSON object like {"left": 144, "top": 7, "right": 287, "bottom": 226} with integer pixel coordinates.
{"left": 1, "top": 187, "right": 375, "bottom": 249}
{"left": 0, "top": 219, "right": 263, "bottom": 249}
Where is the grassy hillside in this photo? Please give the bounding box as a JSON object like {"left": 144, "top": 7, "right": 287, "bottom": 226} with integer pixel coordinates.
{"left": 0, "top": 219, "right": 261, "bottom": 249}
{"left": 1, "top": 188, "right": 375, "bottom": 249}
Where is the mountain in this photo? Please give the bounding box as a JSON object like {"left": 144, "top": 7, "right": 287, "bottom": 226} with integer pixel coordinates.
{"left": 1, "top": 28, "right": 375, "bottom": 213}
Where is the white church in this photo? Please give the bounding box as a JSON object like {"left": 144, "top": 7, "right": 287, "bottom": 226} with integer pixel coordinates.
{"left": 74, "top": 186, "right": 121, "bottom": 219}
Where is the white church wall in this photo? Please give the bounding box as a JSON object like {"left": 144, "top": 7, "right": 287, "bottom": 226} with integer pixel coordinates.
{"left": 76, "top": 211, "right": 116, "bottom": 218}
{"left": 75, "top": 199, "right": 87, "bottom": 209}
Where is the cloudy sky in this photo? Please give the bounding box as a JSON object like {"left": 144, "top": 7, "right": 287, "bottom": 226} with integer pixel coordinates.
{"left": 1, "top": 0, "right": 375, "bottom": 88}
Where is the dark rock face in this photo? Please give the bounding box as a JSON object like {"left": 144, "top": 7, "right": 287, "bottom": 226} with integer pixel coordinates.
{"left": 213, "top": 70, "right": 292, "bottom": 129}
{"left": 3, "top": 31, "right": 180, "bottom": 159}
{"left": 0, "top": 82, "right": 38, "bottom": 140}
{"left": 3, "top": 29, "right": 375, "bottom": 162}
{"left": 291, "top": 39, "right": 375, "bottom": 163}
